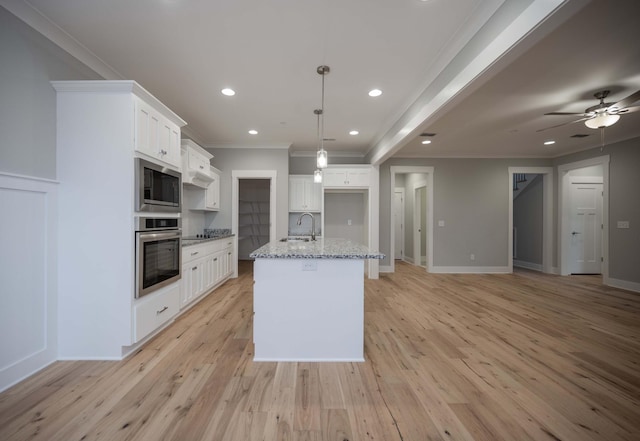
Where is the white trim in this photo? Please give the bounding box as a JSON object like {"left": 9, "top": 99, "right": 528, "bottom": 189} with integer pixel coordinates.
{"left": 607, "top": 278, "right": 640, "bottom": 294}
{"left": 0, "top": 173, "right": 58, "bottom": 392}
{"left": 513, "top": 260, "right": 543, "bottom": 272}
{"left": 253, "top": 357, "right": 365, "bottom": 363}
{"left": 405, "top": 256, "right": 415, "bottom": 265}
{"left": 389, "top": 166, "right": 434, "bottom": 274}
{"left": 558, "top": 156, "right": 609, "bottom": 282}
{"left": 431, "top": 266, "right": 510, "bottom": 274}
{"left": 379, "top": 265, "right": 393, "bottom": 273}
{"left": 231, "top": 170, "right": 277, "bottom": 278}
{"left": 206, "top": 143, "right": 292, "bottom": 150}
{"left": 508, "top": 167, "right": 553, "bottom": 274}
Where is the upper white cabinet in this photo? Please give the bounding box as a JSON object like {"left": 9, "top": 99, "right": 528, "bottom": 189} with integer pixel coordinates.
{"left": 206, "top": 167, "right": 221, "bottom": 210}
{"left": 134, "top": 97, "right": 181, "bottom": 168}
{"left": 322, "top": 167, "right": 371, "bottom": 188}
{"left": 289, "top": 175, "right": 322, "bottom": 212}
{"left": 181, "top": 139, "right": 215, "bottom": 188}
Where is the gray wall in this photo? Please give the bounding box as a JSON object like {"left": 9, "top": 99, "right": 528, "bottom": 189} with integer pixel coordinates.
{"left": 379, "top": 157, "right": 551, "bottom": 268}
{"left": 0, "top": 6, "right": 102, "bottom": 179}
{"left": 513, "top": 174, "right": 543, "bottom": 266}
{"left": 553, "top": 138, "right": 640, "bottom": 284}
{"left": 289, "top": 155, "right": 366, "bottom": 175}
{"left": 324, "top": 192, "right": 366, "bottom": 244}
{"left": 205, "top": 147, "right": 289, "bottom": 241}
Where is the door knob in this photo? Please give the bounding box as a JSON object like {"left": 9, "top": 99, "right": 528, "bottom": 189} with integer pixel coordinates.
{"left": 571, "top": 231, "right": 581, "bottom": 236}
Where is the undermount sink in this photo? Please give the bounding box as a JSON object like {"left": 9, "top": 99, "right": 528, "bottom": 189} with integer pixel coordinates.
{"left": 280, "top": 237, "right": 310, "bottom": 242}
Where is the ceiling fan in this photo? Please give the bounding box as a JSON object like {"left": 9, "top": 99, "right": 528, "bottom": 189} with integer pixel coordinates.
{"left": 537, "top": 89, "right": 640, "bottom": 132}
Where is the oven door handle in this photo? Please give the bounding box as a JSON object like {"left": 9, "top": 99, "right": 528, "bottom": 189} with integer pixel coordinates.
{"left": 138, "top": 230, "right": 182, "bottom": 242}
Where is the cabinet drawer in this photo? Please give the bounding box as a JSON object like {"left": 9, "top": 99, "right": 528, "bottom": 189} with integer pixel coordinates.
{"left": 134, "top": 283, "right": 180, "bottom": 342}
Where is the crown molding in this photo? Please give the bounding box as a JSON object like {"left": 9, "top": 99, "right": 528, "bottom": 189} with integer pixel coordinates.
{"left": 1, "top": 0, "right": 123, "bottom": 80}
{"left": 205, "top": 143, "right": 292, "bottom": 150}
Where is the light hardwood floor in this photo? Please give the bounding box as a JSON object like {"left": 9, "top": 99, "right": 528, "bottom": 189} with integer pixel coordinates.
{"left": 1, "top": 261, "right": 639, "bottom": 440}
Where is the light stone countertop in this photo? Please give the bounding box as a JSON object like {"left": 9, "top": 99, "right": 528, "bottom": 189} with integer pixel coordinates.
{"left": 249, "top": 237, "right": 385, "bottom": 259}
{"left": 181, "top": 234, "right": 234, "bottom": 247}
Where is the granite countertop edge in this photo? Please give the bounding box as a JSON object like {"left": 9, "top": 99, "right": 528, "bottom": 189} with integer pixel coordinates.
{"left": 249, "top": 238, "right": 385, "bottom": 260}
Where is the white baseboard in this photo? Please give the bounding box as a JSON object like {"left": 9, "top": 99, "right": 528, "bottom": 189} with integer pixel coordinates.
{"left": 431, "top": 266, "right": 510, "bottom": 274}
{"left": 607, "top": 278, "right": 640, "bottom": 294}
{"left": 379, "top": 265, "right": 393, "bottom": 273}
{"left": 405, "top": 256, "right": 415, "bottom": 264}
{"left": 513, "top": 260, "right": 543, "bottom": 272}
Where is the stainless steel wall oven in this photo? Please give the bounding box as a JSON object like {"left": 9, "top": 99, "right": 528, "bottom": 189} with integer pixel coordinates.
{"left": 135, "top": 217, "right": 181, "bottom": 298}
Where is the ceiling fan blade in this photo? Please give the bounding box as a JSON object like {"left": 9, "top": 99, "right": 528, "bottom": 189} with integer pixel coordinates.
{"left": 536, "top": 116, "right": 592, "bottom": 132}
{"left": 609, "top": 89, "right": 640, "bottom": 112}
{"left": 613, "top": 105, "right": 640, "bottom": 114}
{"left": 544, "top": 112, "right": 586, "bottom": 116}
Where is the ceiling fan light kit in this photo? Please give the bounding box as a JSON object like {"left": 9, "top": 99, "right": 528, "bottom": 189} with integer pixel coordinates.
{"left": 540, "top": 89, "right": 640, "bottom": 132}
{"left": 584, "top": 112, "right": 620, "bottom": 129}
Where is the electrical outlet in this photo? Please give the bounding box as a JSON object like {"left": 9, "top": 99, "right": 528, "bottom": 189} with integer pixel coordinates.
{"left": 438, "top": 220, "right": 445, "bottom": 227}
{"left": 470, "top": 254, "right": 475, "bottom": 261}
{"left": 347, "top": 219, "right": 352, "bottom": 226}
{"left": 617, "top": 221, "right": 630, "bottom": 229}
{"left": 302, "top": 261, "right": 317, "bottom": 271}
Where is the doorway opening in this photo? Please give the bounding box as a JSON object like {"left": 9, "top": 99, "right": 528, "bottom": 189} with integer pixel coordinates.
{"left": 231, "top": 170, "right": 277, "bottom": 278}
{"left": 508, "top": 167, "right": 553, "bottom": 274}
{"left": 389, "top": 166, "right": 434, "bottom": 273}
{"left": 393, "top": 189, "right": 405, "bottom": 261}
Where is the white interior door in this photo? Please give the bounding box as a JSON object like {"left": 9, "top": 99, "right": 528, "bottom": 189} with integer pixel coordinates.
{"left": 569, "top": 182, "right": 603, "bottom": 274}
{"left": 393, "top": 190, "right": 404, "bottom": 260}
{"left": 413, "top": 185, "right": 427, "bottom": 268}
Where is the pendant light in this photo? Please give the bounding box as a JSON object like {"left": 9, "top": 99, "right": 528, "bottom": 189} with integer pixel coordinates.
{"left": 316, "top": 65, "right": 330, "bottom": 170}
{"left": 313, "top": 109, "right": 323, "bottom": 182}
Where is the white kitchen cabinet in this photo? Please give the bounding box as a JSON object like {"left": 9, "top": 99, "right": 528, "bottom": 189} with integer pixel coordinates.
{"left": 180, "top": 236, "right": 235, "bottom": 309}
{"left": 289, "top": 175, "right": 321, "bottom": 212}
{"left": 53, "top": 80, "right": 186, "bottom": 359}
{"left": 134, "top": 97, "right": 182, "bottom": 168}
{"left": 322, "top": 167, "right": 371, "bottom": 188}
{"left": 205, "top": 168, "right": 221, "bottom": 210}
{"left": 181, "top": 139, "right": 214, "bottom": 188}
{"left": 133, "top": 281, "right": 180, "bottom": 343}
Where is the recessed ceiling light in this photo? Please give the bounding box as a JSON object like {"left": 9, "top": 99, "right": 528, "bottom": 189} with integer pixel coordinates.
{"left": 544, "top": 140, "right": 555, "bottom": 145}
{"left": 248, "top": 129, "right": 258, "bottom": 135}
{"left": 349, "top": 130, "right": 359, "bottom": 136}
{"left": 368, "top": 89, "right": 382, "bottom": 97}
{"left": 421, "top": 140, "right": 432, "bottom": 145}
{"left": 221, "top": 88, "right": 235, "bottom": 96}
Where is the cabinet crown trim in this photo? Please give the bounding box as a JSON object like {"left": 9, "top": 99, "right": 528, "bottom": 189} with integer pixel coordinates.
{"left": 51, "top": 80, "right": 187, "bottom": 127}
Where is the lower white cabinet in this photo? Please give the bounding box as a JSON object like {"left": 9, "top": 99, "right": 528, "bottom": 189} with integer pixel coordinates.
{"left": 180, "top": 237, "right": 235, "bottom": 309}
{"left": 134, "top": 283, "right": 180, "bottom": 342}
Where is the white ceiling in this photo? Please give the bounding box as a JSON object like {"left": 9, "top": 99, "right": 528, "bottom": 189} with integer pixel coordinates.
{"left": 5, "top": 0, "right": 640, "bottom": 161}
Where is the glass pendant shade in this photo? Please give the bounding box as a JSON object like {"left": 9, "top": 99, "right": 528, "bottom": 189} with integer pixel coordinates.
{"left": 316, "top": 149, "right": 328, "bottom": 169}
{"left": 314, "top": 169, "right": 322, "bottom": 183}
{"left": 585, "top": 113, "right": 620, "bottom": 129}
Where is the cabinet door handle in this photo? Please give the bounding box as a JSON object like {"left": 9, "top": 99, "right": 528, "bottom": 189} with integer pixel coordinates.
{"left": 192, "top": 266, "right": 198, "bottom": 271}
{"left": 214, "top": 258, "right": 218, "bottom": 261}
{"left": 191, "top": 251, "right": 199, "bottom": 256}
{"left": 199, "top": 165, "right": 204, "bottom": 169}
{"left": 156, "top": 306, "right": 168, "bottom": 315}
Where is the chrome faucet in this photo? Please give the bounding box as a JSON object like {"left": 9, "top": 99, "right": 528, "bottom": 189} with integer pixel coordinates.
{"left": 297, "top": 212, "right": 316, "bottom": 241}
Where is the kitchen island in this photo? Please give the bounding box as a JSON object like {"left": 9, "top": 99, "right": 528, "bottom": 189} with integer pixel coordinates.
{"left": 249, "top": 238, "right": 384, "bottom": 362}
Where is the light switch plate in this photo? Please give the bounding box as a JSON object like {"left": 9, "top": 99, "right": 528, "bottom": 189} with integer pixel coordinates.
{"left": 617, "top": 221, "right": 630, "bottom": 229}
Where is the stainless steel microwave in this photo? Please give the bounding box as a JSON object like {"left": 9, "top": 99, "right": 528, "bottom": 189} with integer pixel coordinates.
{"left": 135, "top": 158, "right": 181, "bottom": 212}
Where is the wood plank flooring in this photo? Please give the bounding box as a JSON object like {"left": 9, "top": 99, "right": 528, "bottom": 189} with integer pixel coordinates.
{"left": 1, "top": 261, "right": 639, "bottom": 440}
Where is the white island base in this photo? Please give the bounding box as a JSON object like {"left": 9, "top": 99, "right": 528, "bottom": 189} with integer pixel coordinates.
{"left": 253, "top": 258, "right": 364, "bottom": 362}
